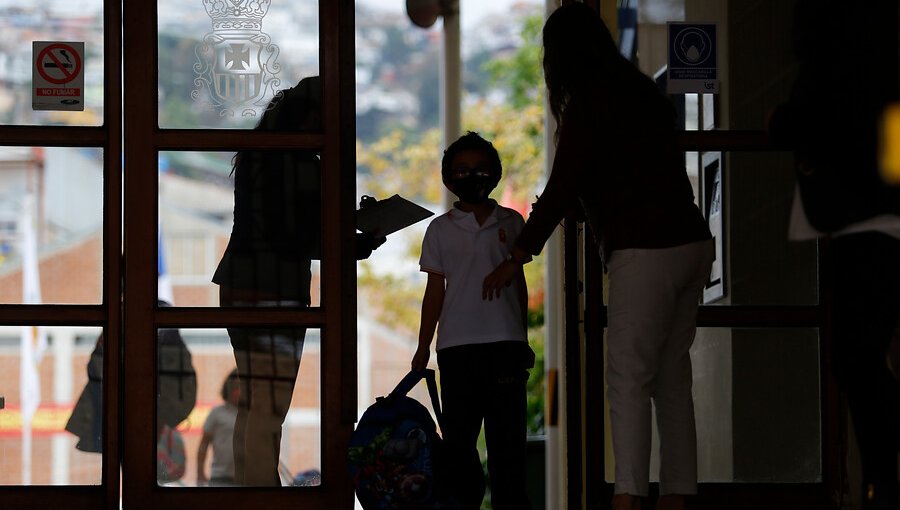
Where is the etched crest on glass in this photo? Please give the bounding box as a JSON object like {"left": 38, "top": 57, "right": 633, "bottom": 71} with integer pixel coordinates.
{"left": 193, "top": 0, "right": 281, "bottom": 117}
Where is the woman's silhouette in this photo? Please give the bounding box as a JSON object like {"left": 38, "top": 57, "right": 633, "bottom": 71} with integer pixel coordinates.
{"left": 483, "top": 5, "right": 712, "bottom": 509}
{"left": 214, "top": 76, "right": 381, "bottom": 485}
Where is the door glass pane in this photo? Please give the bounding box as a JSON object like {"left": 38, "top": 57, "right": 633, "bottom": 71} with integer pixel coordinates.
{"left": 600, "top": 150, "right": 818, "bottom": 306}
{"left": 699, "top": 151, "right": 817, "bottom": 306}
{"left": 602, "top": 327, "right": 822, "bottom": 483}
{"left": 158, "top": 0, "right": 320, "bottom": 129}
{"left": 628, "top": 0, "right": 798, "bottom": 131}
{"left": 158, "top": 150, "right": 321, "bottom": 308}
{"left": 0, "top": 147, "right": 103, "bottom": 304}
{"left": 155, "top": 327, "right": 321, "bottom": 487}
{"left": 0, "top": 325, "right": 104, "bottom": 485}
{"left": 0, "top": 1, "right": 104, "bottom": 126}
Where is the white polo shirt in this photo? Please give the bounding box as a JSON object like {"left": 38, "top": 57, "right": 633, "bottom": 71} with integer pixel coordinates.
{"left": 419, "top": 201, "right": 529, "bottom": 350}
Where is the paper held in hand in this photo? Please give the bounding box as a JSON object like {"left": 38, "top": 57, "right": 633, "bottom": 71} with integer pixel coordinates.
{"left": 356, "top": 194, "right": 434, "bottom": 237}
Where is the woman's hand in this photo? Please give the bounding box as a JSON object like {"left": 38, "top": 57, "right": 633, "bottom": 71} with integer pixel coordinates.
{"left": 482, "top": 260, "right": 520, "bottom": 301}
{"left": 355, "top": 231, "right": 387, "bottom": 260}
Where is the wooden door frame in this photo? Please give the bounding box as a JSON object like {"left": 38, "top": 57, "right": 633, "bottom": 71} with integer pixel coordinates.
{"left": 0, "top": 0, "right": 122, "bottom": 508}
{"left": 564, "top": 2, "right": 844, "bottom": 507}
{"left": 121, "top": 1, "right": 358, "bottom": 509}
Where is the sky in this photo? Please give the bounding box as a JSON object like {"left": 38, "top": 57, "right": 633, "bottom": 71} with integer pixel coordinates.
{"left": 359, "top": 0, "right": 543, "bottom": 30}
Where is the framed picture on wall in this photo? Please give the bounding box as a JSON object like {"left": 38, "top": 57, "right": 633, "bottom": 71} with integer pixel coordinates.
{"left": 701, "top": 151, "right": 725, "bottom": 303}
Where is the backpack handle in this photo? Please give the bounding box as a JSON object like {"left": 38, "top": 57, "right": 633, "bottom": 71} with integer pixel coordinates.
{"left": 388, "top": 369, "right": 443, "bottom": 428}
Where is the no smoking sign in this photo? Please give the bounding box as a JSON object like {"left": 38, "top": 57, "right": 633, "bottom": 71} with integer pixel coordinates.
{"left": 33, "top": 41, "right": 85, "bottom": 111}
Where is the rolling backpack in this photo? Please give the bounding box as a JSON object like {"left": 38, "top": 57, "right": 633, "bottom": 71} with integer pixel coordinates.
{"left": 348, "top": 369, "right": 457, "bottom": 510}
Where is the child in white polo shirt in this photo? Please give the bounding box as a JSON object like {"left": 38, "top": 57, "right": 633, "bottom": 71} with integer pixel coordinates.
{"left": 411, "top": 131, "right": 534, "bottom": 510}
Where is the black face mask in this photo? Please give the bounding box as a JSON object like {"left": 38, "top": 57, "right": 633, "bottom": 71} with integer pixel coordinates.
{"left": 452, "top": 175, "right": 493, "bottom": 204}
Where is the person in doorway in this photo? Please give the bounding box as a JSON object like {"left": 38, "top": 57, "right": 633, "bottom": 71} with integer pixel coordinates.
{"left": 213, "top": 76, "right": 384, "bottom": 485}
{"left": 197, "top": 369, "right": 240, "bottom": 486}
{"left": 769, "top": 2, "right": 900, "bottom": 508}
{"left": 411, "top": 131, "right": 535, "bottom": 510}
{"left": 482, "top": 5, "right": 712, "bottom": 510}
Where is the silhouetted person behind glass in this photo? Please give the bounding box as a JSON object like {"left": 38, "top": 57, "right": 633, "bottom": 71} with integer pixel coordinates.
{"left": 770, "top": 2, "right": 900, "bottom": 509}
{"left": 65, "top": 300, "right": 197, "bottom": 458}
{"left": 213, "top": 76, "right": 382, "bottom": 486}
{"left": 197, "top": 369, "right": 240, "bottom": 486}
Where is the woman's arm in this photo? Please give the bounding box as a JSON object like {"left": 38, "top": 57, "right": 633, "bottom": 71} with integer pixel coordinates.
{"left": 483, "top": 107, "right": 589, "bottom": 300}
{"left": 515, "top": 106, "right": 588, "bottom": 255}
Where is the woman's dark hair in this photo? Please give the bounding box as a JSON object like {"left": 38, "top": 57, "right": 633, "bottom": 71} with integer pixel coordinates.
{"left": 440, "top": 131, "right": 502, "bottom": 184}
{"left": 226, "top": 76, "right": 323, "bottom": 258}
{"left": 221, "top": 369, "right": 239, "bottom": 401}
{"left": 230, "top": 76, "right": 322, "bottom": 176}
{"left": 542, "top": 4, "right": 655, "bottom": 134}
{"left": 257, "top": 76, "right": 322, "bottom": 131}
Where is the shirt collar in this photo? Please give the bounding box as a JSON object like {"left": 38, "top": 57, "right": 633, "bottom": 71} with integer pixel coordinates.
{"left": 448, "top": 199, "right": 504, "bottom": 231}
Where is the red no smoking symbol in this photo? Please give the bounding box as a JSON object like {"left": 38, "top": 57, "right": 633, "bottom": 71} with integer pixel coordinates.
{"left": 37, "top": 43, "right": 81, "bottom": 85}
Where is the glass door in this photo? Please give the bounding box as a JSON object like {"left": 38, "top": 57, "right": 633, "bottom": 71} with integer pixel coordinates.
{"left": 121, "top": 0, "right": 358, "bottom": 508}
{"left": 569, "top": 1, "right": 842, "bottom": 508}
{"left": 0, "top": 0, "right": 121, "bottom": 508}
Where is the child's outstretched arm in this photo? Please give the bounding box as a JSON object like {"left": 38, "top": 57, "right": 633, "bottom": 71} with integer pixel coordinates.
{"left": 412, "top": 272, "right": 445, "bottom": 371}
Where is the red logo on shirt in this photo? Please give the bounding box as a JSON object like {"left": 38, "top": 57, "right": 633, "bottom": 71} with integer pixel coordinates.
{"left": 499, "top": 228, "right": 507, "bottom": 243}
